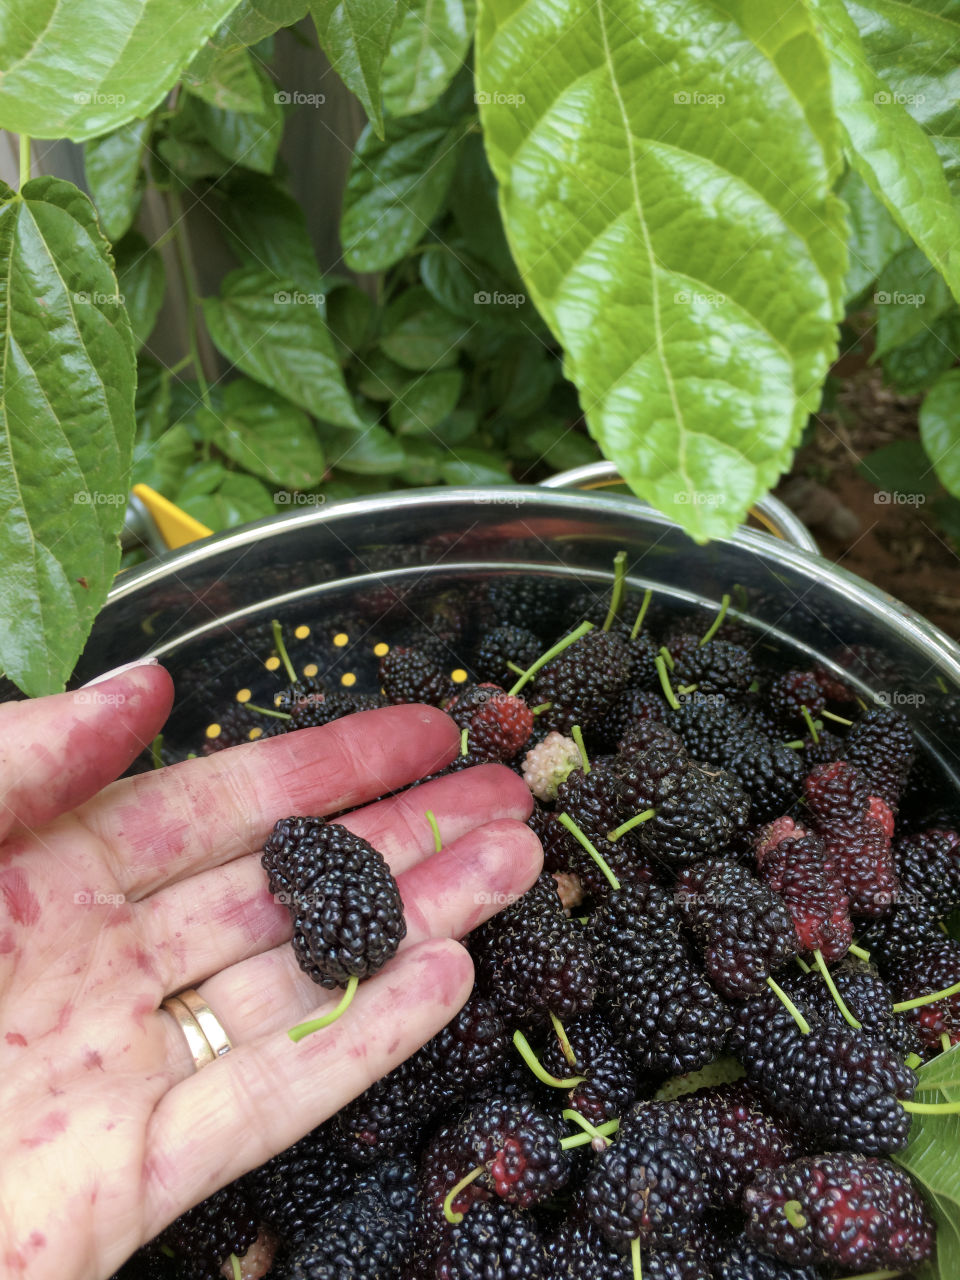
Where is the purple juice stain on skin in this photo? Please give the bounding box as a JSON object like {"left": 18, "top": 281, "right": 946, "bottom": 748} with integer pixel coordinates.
{"left": 20, "top": 1110, "right": 68, "bottom": 1148}
{"left": 0, "top": 931, "right": 16, "bottom": 955}
{"left": 0, "top": 869, "right": 40, "bottom": 926}
{"left": 5, "top": 1032, "right": 26, "bottom": 1047}
{"left": 84, "top": 1049, "right": 104, "bottom": 1071}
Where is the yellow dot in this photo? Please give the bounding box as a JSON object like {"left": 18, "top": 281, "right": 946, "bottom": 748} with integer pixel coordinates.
{"left": 248, "top": 727, "right": 263, "bottom": 741}
{"left": 451, "top": 669, "right": 468, "bottom": 684}
{"left": 341, "top": 672, "right": 357, "bottom": 687}
{"left": 274, "top": 693, "right": 285, "bottom": 708}
{"left": 265, "top": 655, "right": 281, "bottom": 671}
{"left": 303, "top": 663, "right": 319, "bottom": 677}
{"left": 333, "top": 632, "right": 349, "bottom": 648}
{"left": 205, "top": 723, "right": 222, "bottom": 740}
{"left": 295, "top": 625, "right": 311, "bottom": 639}
{"left": 374, "top": 642, "right": 389, "bottom": 657}
{"left": 236, "top": 688, "right": 251, "bottom": 703}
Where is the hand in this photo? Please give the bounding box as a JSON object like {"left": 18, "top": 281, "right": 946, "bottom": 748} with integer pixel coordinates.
{"left": 0, "top": 663, "right": 541, "bottom": 1280}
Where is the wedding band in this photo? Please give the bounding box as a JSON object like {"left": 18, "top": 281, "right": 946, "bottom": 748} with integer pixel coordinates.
{"left": 175, "top": 989, "right": 233, "bottom": 1059}
{"left": 162, "top": 996, "right": 216, "bottom": 1070}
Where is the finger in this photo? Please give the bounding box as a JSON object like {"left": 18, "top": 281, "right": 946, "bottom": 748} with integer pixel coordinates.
{"left": 144, "top": 938, "right": 474, "bottom": 1235}
{"left": 0, "top": 664, "right": 173, "bottom": 843}
{"left": 139, "top": 764, "right": 533, "bottom": 992}
{"left": 78, "top": 705, "right": 460, "bottom": 897}
{"left": 191, "top": 819, "right": 542, "bottom": 1043}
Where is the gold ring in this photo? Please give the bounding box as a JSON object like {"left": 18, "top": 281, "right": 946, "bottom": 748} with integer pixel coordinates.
{"left": 174, "top": 989, "right": 232, "bottom": 1059}
{"left": 162, "top": 997, "right": 216, "bottom": 1071}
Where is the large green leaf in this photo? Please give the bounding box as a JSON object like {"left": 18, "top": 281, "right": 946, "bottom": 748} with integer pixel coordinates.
{"left": 324, "top": 424, "right": 406, "bottom": 472}
{"left": 920, "top": 368, "right": 960, "bottom": 500}
{"left": 210, "top": 0, "right": 309, "bottom": 49}
{"left": 218, "top": 174, "right": 325, "bottom": 288}
{"left": 379, "top": 285, "right": 468, "bottom": 369}
{"left": 837, "top": 167, "right": 910, "bottom": 301}
{"left": 0, "top": 177, "right": 135, "bottom": 695}
{"left": 881, "top": 310, "right": 960, "bottom": 395}
{"left": 874, "top": 246, "right": 955, "bottom": 356}
{"left": 132, "top": 423, "right": 195, "bottom": 494}
{"left": 804, "top": 0, "right": 960, "bottom": 303}
{"left": 114, "top": 232, "right": 166, "bottom": 349}
{"left": 476, "top": 0, "right": 846, "bottom": 539}
{"left": 183, "top": 42, "right": 267, "bottom": 113}
{"left": 182, "top": 80, "right": 285, "bottom": 173}
{"left": 83, "top": 117, "right": 153, "bottom": 242}
{"left": 308, "top": 0, "right": 399, "bottom": 138}
{"left": 894, "top": 1046, "right": 960, "bottom": 1280}
{"left": 0, "top": 0, "right": 239, "bottom": 141}
{"left": 195, "top": 378, "right": 326, "bottom": 488}
{"left": 179, "top": 470, "right": 277, "bottom": 530}
{"left": 388, "top": 369, "right": 463, "bottom": 433}
{"left": 381, "top": 0, "right": 476, "bottom": 117}
{"left": 202, "top": 267, "right": 363, "bottom": 426}
{"left": 341, "top": 81, "right": 474, "bottom": 272}
{"left": 847, "top": 0, "right": 960, "bottom": 185}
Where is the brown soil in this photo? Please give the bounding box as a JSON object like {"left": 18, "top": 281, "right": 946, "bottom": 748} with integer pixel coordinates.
{"left": 776, "top": 364, "right": 960, "bottom": 640}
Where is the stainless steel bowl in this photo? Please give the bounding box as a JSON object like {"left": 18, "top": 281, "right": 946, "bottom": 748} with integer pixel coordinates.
{"left": 80, "top": 468, "right": 960, "bottom": 802}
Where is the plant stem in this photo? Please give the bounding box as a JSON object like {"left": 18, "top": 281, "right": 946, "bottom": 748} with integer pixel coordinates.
{"left": 813, "top": 949, "right": 862, "bottom": 1029}
{"left": 18, "top": 135, "right": 31, "bottom": 188}
{"left": 246, "top": 703, "right": 293, "bottom": 721}
{"left": 562, "top": 1109, "right": 611, "bottom": 1146}
{"left": 557, "top": 812, "right": 621, "bottom": 891}
{"left": 905, "top": 1053, "right": 923, "bottom": 1070}
{"left": 902, "top": 1098, "right": 960, "bottom": 1114}
{"left": 151, "top": 734, "right": 164, "bottom": 770}
{"left": 560, "top": 1119, "right": 619, "bottom": 1150}
{"left": 230, "top": 1255, "right": 241, "bottom": 1280}
{"left": 800, "top": 705, "right": 819, "bottom": 744}
{"left": 783, "top": 1200, "right": 808, "bottom": 1229}
{"left": 607, "top": 809, "right": 656, "bottom": 842}
{"left": 443, "top": 1165, "right": 484, "bottom": 1224}
{"left": 943, "top": 1033, "right": 953, "bottom": 1054}
{"left": 508, "top": 621, "right": 593, "bottom": 696}
{"left": 270, "top": 619, "right": 298, "bottom": 684}
{"left": 571, "top": 725, "right": 590, "bottom": 773}
{"left": 700, "top": 593, "right": 731, "bottom": 646}
{"left": 848, "top": 943, "right": 871, "bottom": 962}
{"left": 630, "top": 588, "right": 652, "bottom": 639}
{"left": 531, "top": 702, "right": 552, "bottom": 715}
{"left": 512, "top": 1029, "right": 585, "bottom": 1088}
{"left": 658, "top": 645, "right": 675, "bottom": 671}
{"left": 425, "top": 809, "right": 442, "bottom": 853}
{"left": 821, "top": 709, "right": 853, "bottom": 726}
{"left": 506, "top": 661, "right": 526, "bottom": 676}
{"left": 602, "top": 551, "right": 627, "bottom": 631}
{"left": 460, "top": 727, "right": 469, "bottom": 756}
{"left": 766, "top": 977, "right": 811, "bottom": 1034}
{"left": 288, "top": 976, "right": 359, "bottom": 1041}
{"left": 550, "top": 1012, "right": 578, "bottom": 1069}
{"left": 631, "top": 1237, "right": 642, "bottom": 1280}
{"left": 655, "top": 654, "right": 681, "bottom": 711}
{"left": 893, "top": 979, "right": 960, "bottom": 1012}
{"left": 795, "top": 956, "right": 811, "bottom": 973}
{"left": 168, "top": 186, "right": 212, "bottom": 408}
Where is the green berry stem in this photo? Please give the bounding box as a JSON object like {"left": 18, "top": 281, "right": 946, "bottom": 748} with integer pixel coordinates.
{"left": 655, "top": 654, "right": 681, "bottom": 711}
{"left": 783, "top": 1199, "right": 808, "bottom": 1229}
{"left": 630, "top": 588, "right": 653, "bottom": 640}
{"left": 800, "top": 704, "right": 820, "bottom": 744}
{"left": 821, "top": 709, "right": 854, "bottom": 726}
{"left": 230, "top": 1255, "right": 241, "bottom": 1280}
{"left": 571, "top": 724, "right": 590, "bottom": 774}
{"left": 676, "top": 683, "right": 698, "bottom": 696}
{"left": 601, "top": 550, "right": 628, "bottom": 631}
{"left": 848, "top": 943, "right": 871, "bottom": 962}
{"left": 557, "top": 812, "right": 621, "bottom": 891}
{"left": 832, "top": 1271, "right": 910, "bottom": 1280}
{"left": 607, "top": 809, "right": 656, "bottom": 842}
{"left": 893, "top": 979, "right": 960, "bottom": 1011}
{"left": 902, "top": 1098, "right": 960, "bottom": 1114}
{"left": 631, "top": 1235, "right": 643, "bottom": 1280}
{"left": 531, "top": 701, "right": 552, "bottom": 715}
{"left": 443, "top": 1165, "right": 484, "bottom": 1224}
{"left": 508, "top": 620, "right": 594, "bottom": 696}
{"left": 905, "top": 1052, "right": 923, "bottom": 1069}
{"left": 795, "top": 956, "right": 811, "bottom": 974}
{"left": 766, "top": 976, "right": 811, "bottom": 1035}
{"left": 550, "top": 1012, "right": 578, "bottom": 1069}
{"left": 700, "top": 592, "right": 731, "bottom": 646}
{"left": 813, "top": 949, "right": 862, "bottom": 1029}
{"left": 559, "top": 1119, "right": 620, "bottom": 1150}
{"left": 246, "top": 703, "right": 293, "bottom": 721}
{"left": 562, "top": 1108, "right": 612, "bottom": 1147}
{"left": 937, "top": 674, "right": 950, "bottom": 693}
{"left": 460, "top": 727, "right": 469, "bottom": 757}
{"left": 150, "top": 734, "right": 164, "bottom": 770}
{"left": 783, "top": 740, "right": 805, "bottom": 750}
{"left": 271, "top": 619, "right": 298, "bottom": 685}
{"left": 506, "top": 661, "right": 526, "bottom": 676}
{"left": 658, "top": 645, "right": 675, "bottom": 671}
{"left": 942, "top": 1033, "right": 953, "bottom": 1054}
{"left": 288, "top": 976, "right": 360, "bottom": 1042}
{"left": 512, "top": 1029, "right": 586, "bottom": 1088}
{"left": 425, "top": 809, "right": 442, "bottom": 854}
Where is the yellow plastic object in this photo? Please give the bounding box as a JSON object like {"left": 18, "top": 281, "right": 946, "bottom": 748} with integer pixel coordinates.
{"left": 132, "top": 483, "right": 213, "bottom": 549}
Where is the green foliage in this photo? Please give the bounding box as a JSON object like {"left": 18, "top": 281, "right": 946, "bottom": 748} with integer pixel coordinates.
{"left": 0, "top": 177, "right": 135, "bottom": 695}
{"left": 308, "top": 0, "right": 401, "bottom": 137}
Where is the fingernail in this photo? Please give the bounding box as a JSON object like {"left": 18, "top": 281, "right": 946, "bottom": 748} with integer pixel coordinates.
{"left": 82, "top": 657, "right": 159, "bottom": 687}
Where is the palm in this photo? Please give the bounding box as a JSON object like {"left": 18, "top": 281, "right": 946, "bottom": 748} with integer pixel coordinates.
{"left": 0, "top": 666, "right": 539, "bottom": 1280}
